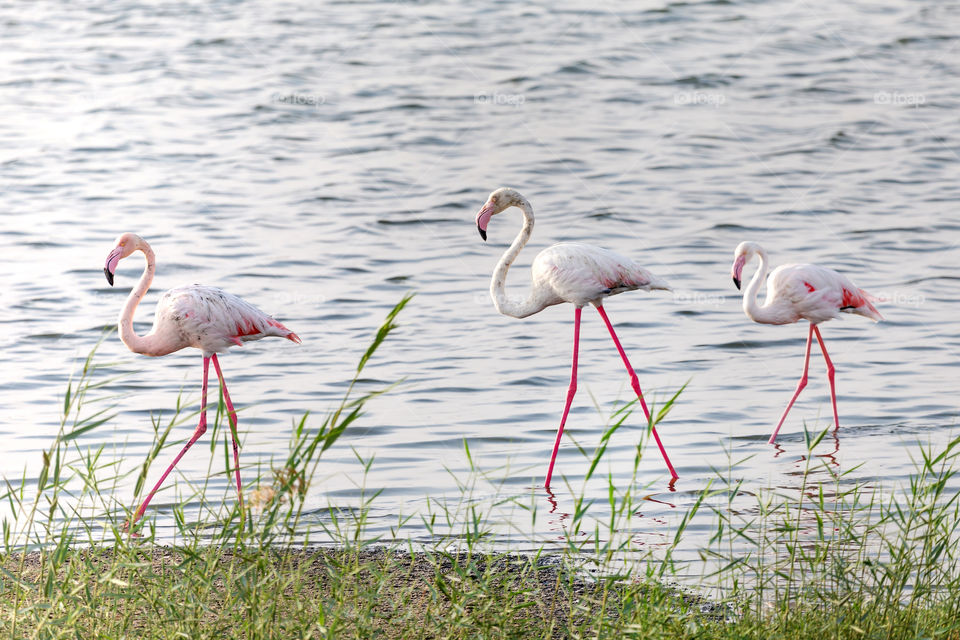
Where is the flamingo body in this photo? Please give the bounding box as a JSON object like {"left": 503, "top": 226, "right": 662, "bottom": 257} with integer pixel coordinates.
{"left": 154, "top": 285, "right": 300, "bottom": 355}
{"left": 529, "top": 242, "right": 670, "bottom": 310}
{"left": 757, "top": 263, "right": 882, "bottom": 325}
{"left": 731, "top": 241, "right": 881, "bottom": 443}
{"left": 476, "top": 188, "right": 677, "bottom": 486}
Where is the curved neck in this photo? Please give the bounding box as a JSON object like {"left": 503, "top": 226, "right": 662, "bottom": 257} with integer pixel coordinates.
{"left": 118, "top": 242, "right": 161, "bottom": 355}
{"left": 489, "top": 199, "right": 549, "bottom": 318}
{"left": 742, "top": 249, "right": 792, "bottom": 324}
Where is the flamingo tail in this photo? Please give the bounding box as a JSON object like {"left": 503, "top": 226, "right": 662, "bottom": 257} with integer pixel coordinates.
{"left": 264, "top": 318, "right": 302, "bottom": 343}
{"left": 858, "top": 288, "right": 884, "bottom": 322}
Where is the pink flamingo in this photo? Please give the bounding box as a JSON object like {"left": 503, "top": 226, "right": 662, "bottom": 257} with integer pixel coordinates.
{"left": 476, "top": 187, "right": 678, "bottom": 487}
{"left": 104, "top": 233, "right": 300, "bottom": 529}
{"left": 731, "top": 241, "right": 882, "bottom": 444}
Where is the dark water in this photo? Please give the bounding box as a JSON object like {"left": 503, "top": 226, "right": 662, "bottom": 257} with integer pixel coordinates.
{"left": 1, "top": 0, "right": 959, "bottom": 564}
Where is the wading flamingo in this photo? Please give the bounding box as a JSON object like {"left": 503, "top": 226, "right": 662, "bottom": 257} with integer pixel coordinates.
{"left": 476, "top": 187, "right": 677, "bottom": 487}
{"left": 104, "top": 233, "right": 300, "bottom": 529}
{"left": 731, "top": 241, "right": 882, "bottom": 444}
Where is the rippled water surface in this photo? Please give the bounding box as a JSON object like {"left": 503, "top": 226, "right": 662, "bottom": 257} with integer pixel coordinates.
{"left": 1, "top": 0, "right": 959, "bottom": 565}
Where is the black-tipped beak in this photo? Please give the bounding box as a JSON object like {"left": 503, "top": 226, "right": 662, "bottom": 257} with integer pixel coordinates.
{"left": 475, "top": 201, "right": 495, "bottom": 242}
{"left": 104, "top": 246, "right": 123, "bottom": 285}
{"left": 733, "top": 276, "right": 741, "bottom": 290}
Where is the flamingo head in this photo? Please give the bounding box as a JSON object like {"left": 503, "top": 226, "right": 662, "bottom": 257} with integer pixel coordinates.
{"left": 731, "top": 241, "right": 763, "bottom": 290}
{"left": 104, "top": 232, "right": 144, "bottom": 286}
{"left": 476, "top": 187, "right": 528, "bottom": 241}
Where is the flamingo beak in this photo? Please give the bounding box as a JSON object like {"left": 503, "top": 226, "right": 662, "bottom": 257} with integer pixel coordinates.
{"left": 104, "top": 246, "right": 122, "bottom": 286}
{"left": 476, "top": 201, "right": 496, "bottom": 241}
{"left": 731, "top": 255, "right": 745, "bottom": 290}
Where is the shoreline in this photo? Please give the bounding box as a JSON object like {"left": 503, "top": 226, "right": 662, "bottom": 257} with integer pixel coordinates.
{"left": 4, "top": 544, "right": 729, "bottom": 638}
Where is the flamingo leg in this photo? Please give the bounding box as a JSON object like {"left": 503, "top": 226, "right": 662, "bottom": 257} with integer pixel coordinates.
{"left": 769, "top": 323, "right": 814, "bottom": 444}
{"left": 211, "top": 354, "right": 244, "bottom": 511}
{"left": 129, "top": 355, "right": 210, "bottom": 529}
{"left": 544, "top": 307, "right": 581, "bottom": 488}
{"left": 595, "top": 305, "right": 678, "bottom": 480}
{"left": 813, "top": 325, "right": 839, "bottom": 429}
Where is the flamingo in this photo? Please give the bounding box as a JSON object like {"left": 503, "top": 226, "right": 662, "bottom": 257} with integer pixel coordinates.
{"left": 731, "top": 241, "right": 882, "bottom": 444}
{"left": 104, "top": 232, "right": 300, "bottom": 529}
{"left": 475, "top": 187, "right": 678, "bottom": 488}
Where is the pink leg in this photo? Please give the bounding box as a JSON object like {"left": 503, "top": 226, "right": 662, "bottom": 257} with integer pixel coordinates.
{"left": 769, "top": 324, "right": 814, "bottom": 444}
{"left": 211, "top": 354, "right": 244, "bottom": 511}
{"left": 128, "top": 355, "right": 210, "bottom": 528}
{"left": 813, "top": 325, "right": 839, "bottom": 429}
{"left": 544, "top": 307, "right": 581, "bottom": 488}
{"left": 595, "top": 305, "right": 678, "bottom": 480}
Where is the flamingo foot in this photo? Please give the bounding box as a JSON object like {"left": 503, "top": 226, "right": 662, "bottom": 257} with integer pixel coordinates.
{"left": 121, "top": 520, "right": 143, "bottom": 538}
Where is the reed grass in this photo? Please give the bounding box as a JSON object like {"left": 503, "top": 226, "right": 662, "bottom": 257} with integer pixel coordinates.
{"left": 2, "top": 293, "right": 960, "bottom": 638}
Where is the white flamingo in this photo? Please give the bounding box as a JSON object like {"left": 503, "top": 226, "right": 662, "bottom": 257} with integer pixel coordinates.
{"left": 731, "top": 240, "right": 882, "bottom": 443}
{"left": 476, "top": 187, "right": 678, "bottom": 487}
{"left": 104, "top": 232, "right": 301, "bottom": 529}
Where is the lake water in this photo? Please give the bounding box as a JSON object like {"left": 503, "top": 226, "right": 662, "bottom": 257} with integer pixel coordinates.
{"left": 1, "top": 0, "right": 959, "bottom": 569}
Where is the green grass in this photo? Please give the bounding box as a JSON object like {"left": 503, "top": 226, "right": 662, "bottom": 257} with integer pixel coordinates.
{"left": 2, "top": 292, "right": 960, "bottom": 638}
